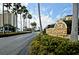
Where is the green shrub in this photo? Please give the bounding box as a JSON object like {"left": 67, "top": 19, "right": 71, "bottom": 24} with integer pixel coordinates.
{"left": 29, "top": 34, "right": 79, "bottom": 55}
{"left": 0, "top": 31, "right": 31, "bottom": 38}
{"left": 55, "top": 41, "right": 79, "bottom": 55}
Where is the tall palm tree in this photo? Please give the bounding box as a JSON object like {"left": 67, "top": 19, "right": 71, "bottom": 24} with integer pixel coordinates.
{"left": 12, "top": 3, "right": 21, "bottom": 32}
{"left": 17, "top": 5, "right": 23, "bottom": 31}
{"left": 22, "top": 6, "right": 28, "bottom": 30}
{"left": 28, "top": 13, "right": 32, "bottom": 28}
{"left": 38, "top": 3, "right": 42, "bottom": 33}
{"left": 71, "top": 3, "right": 78, "bottom": 41}
{"left": 22, "top": 13, "right": 27, "bottom": 30}
{"left": 18, "top": 10, "right": 22, "bottom": 31}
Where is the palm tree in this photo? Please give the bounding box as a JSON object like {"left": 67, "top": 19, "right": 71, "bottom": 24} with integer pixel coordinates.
{"left": 31, "top": 22, "right": 37, "bottom": 31}
{"left": 12, "top": 3, "right": 21, "bottom": 32}
{"left": 22, "top": 6, "right": 28, "bottom": 30}
{"left": 22, "top": 13, "right": 27, "bottom": 30}
{"left": 71, "top": 3, "right": 78, "bottom": 41}
{"left": 38, "top": 3, "right": 42, "bottom": 33}
{"left": 17, "top": 5, "right": 23, "bottom": 31}
{"left": 22, "top": 13, "right": 32, "bottom": 31}
{"left": 21, "top": 6, "right": 28, "bottom": 31}
{"left": 28, "top": 13, "right": 32, "bottom": 28}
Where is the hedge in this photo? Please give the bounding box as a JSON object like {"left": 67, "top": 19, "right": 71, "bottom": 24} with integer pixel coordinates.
{"left": 28, "top": 34, "right": 79, "bottom": 55}
{"left": 0, "top": 31, "right": 31, "bottom": 38}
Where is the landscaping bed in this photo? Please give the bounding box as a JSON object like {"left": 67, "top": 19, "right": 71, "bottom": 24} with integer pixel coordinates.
{"left": 0, "top": 31, "right": 31, "bottom": 38}
{"left": 28, "top": 34, "right": 79, "bottom": 55}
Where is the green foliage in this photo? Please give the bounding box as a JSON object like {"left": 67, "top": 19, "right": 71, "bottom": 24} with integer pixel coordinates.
{"left": 31, "top": 22, "right": 37, "bottom": 31}
{"left": 28, "top": 14, "right": 32, "bottom": 19}
{"left": 29, "top": 34, "right": 79, "bottom": 55}
{"left": 0, "top": 31, "right": 31, "bottom": 38}
{"left": 3, "top": 24, "right": 16, "bottom": 32}
{"left": 31, "top": 22, "right": 37, "bottom": 27}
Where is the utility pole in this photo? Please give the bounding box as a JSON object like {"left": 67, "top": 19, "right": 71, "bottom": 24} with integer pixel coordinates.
{"left": 71, "top": 3, "right": 78, "bottom": 41}
{"left": 38, "top": 3, "right": 42, "bottom": 33}
{"left": 2, "top": 3, "right": 5, "bottom": 34}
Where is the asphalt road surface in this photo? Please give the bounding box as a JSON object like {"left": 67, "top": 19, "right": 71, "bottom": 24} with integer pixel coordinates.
{"left": 0, "top": 32, "right": 38, "bottom": 55}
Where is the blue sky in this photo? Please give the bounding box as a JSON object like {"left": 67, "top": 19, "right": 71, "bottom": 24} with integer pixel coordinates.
{"left": 27, "top": 3, "right": 72, "bottom": 18}
{"left": 25, "top": 3, "right": 72, "bottom": 29}
{"left": 27, "top": 3, "right": 72, "bottom": 20}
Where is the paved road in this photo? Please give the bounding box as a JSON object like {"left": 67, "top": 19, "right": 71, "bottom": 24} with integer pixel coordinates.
{"left": 0, "top": 32, "right": 38, "bottom": 55}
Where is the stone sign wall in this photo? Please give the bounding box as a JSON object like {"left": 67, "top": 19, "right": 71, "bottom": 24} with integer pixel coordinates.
{"left": 46, "top": 20, "right": 67, "bottom": 37}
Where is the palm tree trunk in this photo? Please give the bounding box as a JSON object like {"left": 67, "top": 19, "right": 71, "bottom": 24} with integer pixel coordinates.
{"left": 2, "top": 3, "right": 5, "bottom": 34}
{"left": 23, "top": 19, "right": 24, "bottom": 31}
{"left": 71, "top": 3, "right": 78, "bottom": 41}
{"left": 16, "top": 14, "right": 17, "bottom": 32}
{"left": 38, "top": 3, "right": 42, "bottom": 33}
{"left": 20, "top": 14, "right": 22, "bottom": 31}
{"left": 24, "top": 18, "right": 27, "bottom": 31}
{"left": 7, "top": 7, "right": 9, "bottom": 32}
{"left": 23, "top": 18, "right": 25, "bottom": 31}
{"left": 26, "top": 18, "right": 27, "bottom": 29}
{"left": 29, "top": 19, "right": 30, "bottom": 28}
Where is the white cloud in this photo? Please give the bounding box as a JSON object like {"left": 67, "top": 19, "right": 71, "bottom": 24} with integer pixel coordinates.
{"left": 63, "top": 8, "right": 68, "bottom": 12}
{"left": 55, "top": 14, "right": 61, "bottom": 20}
{"left": 21, "top": 3, "right": 28, "bottom": 7}
{"left": 49, "top": 10, "right": 53, "bottom": 16}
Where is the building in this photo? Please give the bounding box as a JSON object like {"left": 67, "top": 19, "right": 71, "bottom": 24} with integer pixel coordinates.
{"left": 0, "top": 11, "right": 16, "bottom": 27}
{"left": 64, "top": 15, "right": 72, "bottom": 21}
{"left": 0, "top": 11, "right": 16, "bottom": 32}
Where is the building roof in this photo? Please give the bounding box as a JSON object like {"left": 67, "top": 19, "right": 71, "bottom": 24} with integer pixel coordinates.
{"left": 65, "top": 15, "right": 72, "bottom": 17}
{"left": 45, "top": 24, "right": 55, "bottom": 29}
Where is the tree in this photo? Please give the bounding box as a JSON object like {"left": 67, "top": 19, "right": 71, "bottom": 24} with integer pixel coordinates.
{"left": 21, "top": 6, "right": 28, "bottom": 29}
{"left": 12, "top": 3, "right": 21, "bottom": 32}
{"left": 28, "top": 13, "right": 32, "bottom": 28}
{"left": 22, "top": 13, "right": 27, "bottom": 30}
{"left": 22, "top": 13, "right": 32, "bottom": 31}
{"left": 22, "top": 6, "right": 28, "bottom": 30}
{"left": 17, "top": 4, "right": 23, "bottom": 31}
{"left": 3, "top": 24, "right": 16, "bottom": 32}
{"left": 71, "top": 3, "right": 78, "bottom": 41}
{"left": 31, "top": 22, "right": 37, "bottom": 31}
{"left": 22, "top": 6, "right": 32, "bottom": 30}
